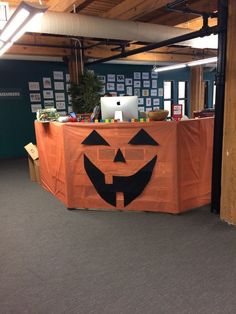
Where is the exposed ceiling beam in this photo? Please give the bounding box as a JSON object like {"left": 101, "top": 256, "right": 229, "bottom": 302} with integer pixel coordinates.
{"left": 46, "top": 0, "right": 89, "bottom": 12}
{"left": 102, "top": 0, "right": 170, "bottom": 20}
{"left": 84, "top": 45, "right": 216, "bottom": 63}
{"left": 176, "top": 17, "right": 217, "bottom": 30}
{"left": 76, "top": 0, "right": 94, "bottom": 12}
{"left": 6, "top": 45, "right": 71, "bottom": 56}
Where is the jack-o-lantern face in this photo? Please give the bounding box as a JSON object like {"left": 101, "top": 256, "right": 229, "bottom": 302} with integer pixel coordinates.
{"left": 82, "top": 129, "right": 158, "bottom": 207}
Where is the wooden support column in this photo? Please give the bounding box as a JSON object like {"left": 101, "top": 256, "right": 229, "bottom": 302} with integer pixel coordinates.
{"left": 190, "top": 66, "right": 205, "bottom": 117}
{"left": 221, "top": 0, "right": 236, "bottom": 224}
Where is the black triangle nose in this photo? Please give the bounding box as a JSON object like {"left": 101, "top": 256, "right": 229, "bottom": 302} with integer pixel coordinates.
{"left": 114, "top": 149, "right": 126, "bottom": 163}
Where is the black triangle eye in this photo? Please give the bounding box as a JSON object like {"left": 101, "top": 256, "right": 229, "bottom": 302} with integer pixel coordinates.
{"left": 128, "top": 129, "right": 159, "bottom": 146}
{"left": 82, "top": 130, "right": 110, "bottom": 146}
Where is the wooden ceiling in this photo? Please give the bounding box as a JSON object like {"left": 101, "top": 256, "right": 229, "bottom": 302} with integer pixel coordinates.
{"left": 4, "top": 0, "right": 218, "bottom": 62}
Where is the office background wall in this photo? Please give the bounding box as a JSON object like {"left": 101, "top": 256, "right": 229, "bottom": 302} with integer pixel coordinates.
{"left": 0, "top": 60, "right": 69, "bottom": 158}
{"left": 0, "top": 61, "right": 216, "bottom": 158}
{"left": 87, "top": 63, "right": 216, "bottom": 114}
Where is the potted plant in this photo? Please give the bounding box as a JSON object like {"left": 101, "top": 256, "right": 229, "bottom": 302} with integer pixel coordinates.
{"left": 69, "top": 71, "right": 103, "bottom": 115}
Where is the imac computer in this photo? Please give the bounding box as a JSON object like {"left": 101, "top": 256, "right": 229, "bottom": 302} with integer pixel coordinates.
{"left": 100, "top": 96, "right": 138, "bottom": 121}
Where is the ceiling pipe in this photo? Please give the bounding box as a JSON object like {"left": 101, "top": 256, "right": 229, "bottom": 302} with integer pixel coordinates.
{"left": 1, "top": 10, "right": 192, "bottom": 43}
{"left": 85, "top": 25, "right": 220, "bottom": 65}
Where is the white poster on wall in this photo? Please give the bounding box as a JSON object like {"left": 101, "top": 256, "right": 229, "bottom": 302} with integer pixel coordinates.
{"left": 117, "top": 83, "right": 125, "bottom": 91}
{"left": 152, "top": 80, "right": 157, "bottom": 88}
{"left": 143, "top": 81, "right": 150, "bottom": 88}
{"left": 125, "top": 78, "right": 133, "bottom": 86}
{"left": 134, "top": 81, "right": 141, "bottom": 88}
{"left": 146, "top": 98, "right": 152, "bottom": 107}
{"left": 117, "top": 75, "right": 124, "bottom": 82}
{"left": 107, "top": 74, "right": 116, "bottom": 82}
{"left": 43, "top": 90, "right": 54, "bottom": 99}
{"left": 126, "top": 86, "right": 133, "bottom": 95}
{"left": 151, "top": 89, "right": 157, "bottom": 96}
{"left": 53, "top": 71, "right": 64, "bottom": 80}
{"left": 107, "top": 82, "right": 115, "bottom": 90}
{"left": 142, "top": 72, "right": 150, "bottom": 80}
{"left": 134, "top": 72, "right": 141, "bottom": 80}
{"left": 43, "top": 77, "right": 52, "bottom": 89}
{"left": 55, "top": 93, "right": 65, "bottom": 101}
{"left": 158, "top": 88, "right": 164, "bottom": 97}
{"left": 28, "top": 82, "right": 40, "bottom": 91}
{"left": 138, "top": 98, "right": 144, "bottom": 105}
{"left": 54, "top": 81, "right": 64, "bottom": 90}
{"left": 30, "top": 93, "right": 41, "bottom": 102}
{"left": 153, "top": 98, "right": 160, "bottom": 106}
{"left": 56, "top": 101, "right": 66, "bottom": 110}
{"left": 31, "top": 104, "right": 42, "bottom": 113}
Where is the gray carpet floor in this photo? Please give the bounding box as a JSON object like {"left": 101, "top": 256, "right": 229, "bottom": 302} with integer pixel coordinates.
{"left": 1, "top": 158, "right": 236, "bottom": 314}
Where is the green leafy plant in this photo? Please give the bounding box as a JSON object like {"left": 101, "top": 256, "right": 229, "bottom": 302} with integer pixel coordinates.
{"left": 69, "top": 71, "right": 103, "bottom": 113}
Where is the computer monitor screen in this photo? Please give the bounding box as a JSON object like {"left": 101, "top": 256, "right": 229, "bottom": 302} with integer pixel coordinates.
{"left": 101, "top": 96, "right": 138, "bottom": 121}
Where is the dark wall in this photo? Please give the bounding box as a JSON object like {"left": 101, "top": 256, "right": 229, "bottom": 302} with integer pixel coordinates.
{"left": 87, "top": 63, "right": 216, "bottom": 114}
{"left": 0, "top": 60, "right": 69, "bottom": 158}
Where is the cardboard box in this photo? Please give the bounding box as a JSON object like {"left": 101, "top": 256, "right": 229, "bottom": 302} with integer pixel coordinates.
{"left": 24, "top": 143, "right": 41, "bottom": 184}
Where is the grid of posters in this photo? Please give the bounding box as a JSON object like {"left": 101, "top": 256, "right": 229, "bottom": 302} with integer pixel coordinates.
{"left": 28, "top": 70, "right": 69, "bottom": 114}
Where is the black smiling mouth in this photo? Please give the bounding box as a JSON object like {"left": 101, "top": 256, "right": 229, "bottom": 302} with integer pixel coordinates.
{"left": 84, "top": 155, "right": 157, "bottom": 207}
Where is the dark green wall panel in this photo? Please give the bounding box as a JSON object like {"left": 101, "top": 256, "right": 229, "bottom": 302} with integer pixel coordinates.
{"left": 0, "top": 60, "right": 69, "bottom": 158}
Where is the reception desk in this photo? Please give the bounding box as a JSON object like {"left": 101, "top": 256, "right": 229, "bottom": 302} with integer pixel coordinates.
{"left": 35, "top": 118, "right": 214, "bottom": 214}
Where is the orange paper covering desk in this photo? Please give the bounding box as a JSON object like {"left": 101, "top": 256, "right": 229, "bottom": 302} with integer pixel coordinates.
{"left": 35, "top": 118, "right": 214, "bottom": 214}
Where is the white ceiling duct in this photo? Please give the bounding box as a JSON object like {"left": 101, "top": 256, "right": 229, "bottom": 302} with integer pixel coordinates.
{"left": 1, "top": 10, "right": 192, "bottom": 43}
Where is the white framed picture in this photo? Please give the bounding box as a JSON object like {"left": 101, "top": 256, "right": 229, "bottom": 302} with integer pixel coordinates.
{"left": 54, "top": 81, "right": 64, "bottom": 90}
{"left": 151, "top": 89, "right": 157, "bottom": 96}
{"left": 43, "top": 77, "right": 52, "bottom": 89}
{"left": 97, "top": 75, "right": 106, "bottom": 83}
{"left": 158, "top": 88, "right": 164, "bottom": 97}
{"left": 53, "top": 71, "right": 64, "bottom": 80}
{"left": 31, "top": 104, "right": 42, "bottom": 113}
{"left": 134, "top": 81, "right": 141, "bottom": 88}
{"left": 43, "top": 90, "right": 54, "bottom": 99}
{"left": 134, "top": 72, "right": 141, "bottom": 80}
{"left": 66, "top": 83, "right": 70, "bottom": 92}
{"left": 117, "top": 75, "right": 124, "bottom": 82}
{"left": 28, "top": 82, "right": 40, "bottom": 91}
{"left": 44, "top": 100, "right": 54, "bottom": 108}
{"left": 142, "top": 72, "right": 149, "bottom": 80}
{"left": 142, "top": 89, "right": 149, "bottom": 97}
{"left": 55, "top": 93, "right": 65, "bottom": 101}
{"left": 134, "top": 89, "right": 140, "bottom": 97}
{"left": 126, "top": 86, "right": 133, "bottom": 95}
{"left": 117, "top": 83, "right": 125, "bottom": 91}
{"left": 152, "top": 80, "right": 157, "bottom": 88}
{"left": 125, "top": 78, "right": 133, "bottom": 86}
{"left": 107, "top": 74, "right": 115, "bottom": 82}
{"left": 143, "top": 81, "right": 150, "bottom": 88}
{"left": 146, "top": 98, "right": 152, "bottom": 107}
{"left": 138, "top": 106, "right": 145, "bottom": 111}
{"left": 146, "top": 107, "right": 153, "bottom": 112}
{"left": 153, "top": 98, "right": 160, "bottom": 106}
{"left": 66, "top": 73, "right": 70, "bottom": 82}
{"left": 107, "top": 82, "right": 115, "bottom": 90}
{"left": 56, "top": 101, "right": 66, "bottom": 110}
{"left": 138, "top": 98, "right": 144, "bottom": 105}
{"left": 151, "top": 72, "right": 158, "bottom": 79}
{"left": 30, "top": 93, "right": 41, "bottom": 102}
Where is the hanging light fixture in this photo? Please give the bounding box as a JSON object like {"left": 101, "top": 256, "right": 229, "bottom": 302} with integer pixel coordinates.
{"left": 0, "top": 1, "right": 47, "bottom": 56}
{"left": 154, "top": 57, "right": 217, "bottom": 72}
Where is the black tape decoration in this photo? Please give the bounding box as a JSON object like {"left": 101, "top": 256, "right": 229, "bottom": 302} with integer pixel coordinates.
{"left": 128, "top": 129, "right": 159, "bottom": 146}
{"left": 81, "top": 130, "right": 110, "bottom": 146}
{"left": 84, "top": 154, "right": 157, "bottom": 207}
{"left": 114, "top": 149, "right": 126, "bottom": 163}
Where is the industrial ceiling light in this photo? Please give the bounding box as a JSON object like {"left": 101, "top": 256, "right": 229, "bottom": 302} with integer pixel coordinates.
{"left": 155, "top": 63, "right": 187, "bottom": 72}
{"left": 187, "top": 57, "right": 218, "bottom": 67}
{"left": 155, "top": 57, "right": 217, "bottom": 72}
{"left": 0, "top": 1, "right": 47, "bottom": 56}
